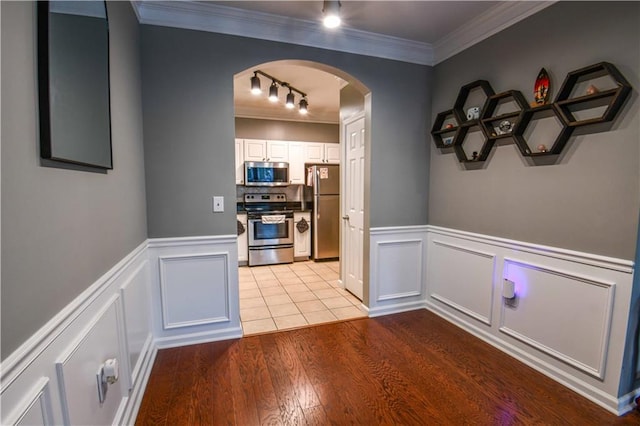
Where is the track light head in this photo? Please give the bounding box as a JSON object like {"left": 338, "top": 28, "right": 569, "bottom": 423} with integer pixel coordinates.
{"left": 299, "top": 98, "right": 308, "bottom": 115}
{"left": 250, "top": 72, "right": 261, "bottom": 95}
{"left": 286, "top": 90, "right": 295, "bottom": 109}
{"left": 268, "top": 81, "right": 279, "bottom": 102}
{"left": 323, "top": 1, "right": 341, "bottom": 29}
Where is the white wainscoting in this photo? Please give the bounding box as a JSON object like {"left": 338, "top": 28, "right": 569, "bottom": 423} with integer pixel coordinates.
{"left": 428, "top": 240, "right": 496, "bottom": 326}
{"left": 425, "top": 226, "right": 637, "bottom": 415}
{"left": 368, "top": 226, "right": 429, "bottom": 317}
{"left": 0, "top": 242, "right": 155, "bottom": 426}
{"left": 147, "top": 235, "right": 242, "bottom": 348}
{"left": 55, "top": 295, "right": 127, "bottom": 426}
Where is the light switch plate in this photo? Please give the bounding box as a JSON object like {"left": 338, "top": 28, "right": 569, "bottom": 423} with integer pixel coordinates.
{"left": 213, "top": 196, "right": 224, "bottom": 212}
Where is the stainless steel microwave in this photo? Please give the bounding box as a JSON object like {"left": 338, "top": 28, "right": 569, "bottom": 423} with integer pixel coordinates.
{"left": 244, "top": 161, "right": 289, "bottom": 186}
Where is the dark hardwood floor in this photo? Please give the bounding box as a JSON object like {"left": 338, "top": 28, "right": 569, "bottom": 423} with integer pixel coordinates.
{"left": 135, "top": 310, "right": 640, "bottom": 425}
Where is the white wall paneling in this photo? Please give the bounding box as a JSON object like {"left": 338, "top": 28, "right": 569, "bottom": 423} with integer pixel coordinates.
{"left": 148, "top": 235, "right": 242, "bottom": 348}
{"left": 0, "top": 243, "right": 155, "bottom": 426}
{"left": 159, "top": 253, "right": 230, "bottom": 329}
{"left": 428, "top": 240, "right": 496, "bottom": 326}
{"left": 4, "top": 378, "right": 53, "bottom": 426}
{"left": 500, "top": 259, "right": 615, "bottom": 379}
{"left": 368, "top": 226, "right": 428, "bottom": 317}
{"left": 425, "top": 226, "right": 637, "bottom": 415}
{"left": 119, "top": 261, "right": 152, "bottom": 389}
{"left": 55, "top": 296, "right": 126, "bottom": 426}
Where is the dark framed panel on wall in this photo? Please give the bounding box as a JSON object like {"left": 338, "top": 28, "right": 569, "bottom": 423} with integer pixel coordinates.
{"left": 37, "top": 0, "right": 113, "bottom": 170}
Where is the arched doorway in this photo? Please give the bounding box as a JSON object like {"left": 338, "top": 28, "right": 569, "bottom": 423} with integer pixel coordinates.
{"left": 233, "top": 60, "right": 370, "bottom": 334}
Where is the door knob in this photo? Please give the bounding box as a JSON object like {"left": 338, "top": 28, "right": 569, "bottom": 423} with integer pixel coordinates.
{"left": 342, "top": 215, "right": 350, "bottom": 220}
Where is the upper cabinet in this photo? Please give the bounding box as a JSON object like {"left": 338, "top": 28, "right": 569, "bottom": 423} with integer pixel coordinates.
{"left": 243, "top": 139, "right": 289, "bottom": 162}
{"left": 236, "top": 140, "right": 340, "bottom": 186}
{"left": 305, "top": 142, "right": 340, "bottom": 164}
{"left": 288, "top": 142, "right": 306, "bottom": 184}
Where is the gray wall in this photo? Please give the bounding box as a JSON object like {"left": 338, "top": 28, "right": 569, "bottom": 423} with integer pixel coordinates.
{"left": 340, "top": 84, "right": 365, "bottom": 120}
{"left": 429, "top": 1, "right": 639, "bottom": 260}
{"left": 0, "top": 2, "right": 148, "bottom": 359}
{"left": 141, "top": 27, "right": 431, "bottom": 238}
{"left": 235, "top": 118, "right": 338, "bottom": 143}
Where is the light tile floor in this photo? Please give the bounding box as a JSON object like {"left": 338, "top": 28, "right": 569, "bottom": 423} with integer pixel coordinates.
{"left": 239, "top": 261, "right": 366, "bottom": 335}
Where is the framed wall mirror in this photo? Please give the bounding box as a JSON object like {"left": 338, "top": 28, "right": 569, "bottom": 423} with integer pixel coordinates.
{"left": 37, "top": 0, "right": 113, "bottom": 170}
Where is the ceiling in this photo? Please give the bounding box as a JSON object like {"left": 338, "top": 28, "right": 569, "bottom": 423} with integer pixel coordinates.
{"left": 210, "top": 1, "right": 499, "bottom": 45}
{"left": 134, "top": 1, "right": 553, "bottom": 124}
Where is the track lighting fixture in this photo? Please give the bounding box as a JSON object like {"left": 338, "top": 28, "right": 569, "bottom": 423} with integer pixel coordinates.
{"left": 299, "top": 98, "right": 308, "bottom": 115}
{"left": 268, "top": 81, "right": 279, "bottom": 102}
{"left": 285, "top": 89, "right": 295, "bottom": 109}
{"left": 250, "top": 72, "right": 261, "bottom": 94}
{"left": 249, "top": 70, "right": 309, "bottom": 115}
{"left": 323, "top": 1, "right": 341, "bottom": 29}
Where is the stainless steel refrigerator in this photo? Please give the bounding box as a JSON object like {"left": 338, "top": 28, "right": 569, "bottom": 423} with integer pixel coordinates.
{"left": 306, "top": 164, "right": 340, "bottom": 260}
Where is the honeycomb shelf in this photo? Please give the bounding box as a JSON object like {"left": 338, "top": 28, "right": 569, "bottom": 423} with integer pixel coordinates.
{"left": 513, "top": 104, "right": 574, "bottom": 158}
{"left": 554, "top": 62, "right": 631, "bottom": 127}
{"left": 430, "top": 61, "right": 632, "bottom": 167}
{"left": 480, "top": 90, "right": 529, "bottom": 141}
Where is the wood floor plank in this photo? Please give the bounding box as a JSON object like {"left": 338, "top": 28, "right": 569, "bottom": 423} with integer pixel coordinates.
{"left": 259, "top": 333, "right": 308, "bottom": 425}
{"left": 135, "top": 310, "right": 640, "bottom": 425}
{"left": 135, "top": 347, "right": 181, "bottom": 426}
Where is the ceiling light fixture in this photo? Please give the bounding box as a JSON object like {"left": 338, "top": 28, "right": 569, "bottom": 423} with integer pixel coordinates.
{"left": 250, "top": 72, "right": 261, "bottom": 94}
{"left": 322, "top": 0, "right": 341, "bottom": 29}
{"left": 285, "top": 89, "right": 295, "bottom": 109}
{"left": 299, "top": 98, "right": 308, "bottom": 115}
{"left": 250, "top": 70, "right": 309, "bottom": 114}
{"left": 268, "top": 81, "right": 279, "bottom": 102}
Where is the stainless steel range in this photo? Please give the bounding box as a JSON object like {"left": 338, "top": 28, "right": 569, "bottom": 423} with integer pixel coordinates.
{"left": 244, "top": 193, "right": 294, "bottom": 266}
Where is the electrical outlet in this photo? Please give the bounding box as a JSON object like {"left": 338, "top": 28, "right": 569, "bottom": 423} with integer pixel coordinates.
{"left": 213, "top": 196, "right": 224, "bottom": 213}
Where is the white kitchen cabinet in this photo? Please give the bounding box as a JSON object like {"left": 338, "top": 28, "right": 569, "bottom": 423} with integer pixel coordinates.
{"left": 243, "top": 139, "right": 289, "bottom": 162}
{"left": 243, "top": 139, "right": 267, "bottom": 162}
{"left": 294, "top": 212, "right": 311, "bottom": 259}
{"left": 268, "top": 140, "right": 289, "bottom": 162}
{"left": 324, "top": 143, "right": 341, "bottom": 163}
{"left": 235, "top": 138, "right": 245, "bottom": 184}
{"left": 288, "top": 142, "right": 306, "bottom": 184}
{"left": 237, "top": 213, "right": 248, "bottom": 264}
{"left": 304, "top": 142, "right": 340, "bottom": 164}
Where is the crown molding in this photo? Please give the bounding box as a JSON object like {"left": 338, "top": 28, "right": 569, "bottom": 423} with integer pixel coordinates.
{"left": 433, "top": 1, "right": 556, "bottom": 64}
{"left": 132, "top": 0, "right": 433, "bottom": 65}
{"left": 131, "top": 1, "right": 554, "bottom": 66}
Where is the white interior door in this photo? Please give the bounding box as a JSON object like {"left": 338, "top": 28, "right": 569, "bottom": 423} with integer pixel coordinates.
{"left": 343, "top": 114, "right": 365, "bottom": 300}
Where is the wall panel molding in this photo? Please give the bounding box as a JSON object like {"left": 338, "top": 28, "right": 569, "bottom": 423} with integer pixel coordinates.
{"left": 428, "top": 239, "right": 496, "bottom": 326}
{"left": 499, "top": 258, "right": 615, "bottom": 379}
{"left": 368, "top": 226, "right": 428, "bottom": 316}
{"left": 425, "top": 226, "right": 636, "bottom": 415}
{"left": 147, "top": 236, "right": 242, "bottom": 348}
{"left": 159, "top": 253, "right": 230, "bottom": 329}
{"left": 55, "top": 296, "right": 125, "bottom": 426}
{"left": 0, "top": 243, "right": 154, "bottom": 426}
{"left": 3, "top": 378, "right": 53, "bottom": 426}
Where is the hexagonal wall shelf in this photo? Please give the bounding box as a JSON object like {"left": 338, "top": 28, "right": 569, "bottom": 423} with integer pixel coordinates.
{"left": 554, "top": 62, "right": 631, "bottom": 127}
{"left": 452, "top": 80, "right": 495, "bottom": 125}
{"left": 480, "top": 90, "right": 529, "bottom": 141}
{"left": 513, "top": 104, "right": 574, "bottom": 158}
{"left": 430, "top": 109, "right": 459, "bottom": 148}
